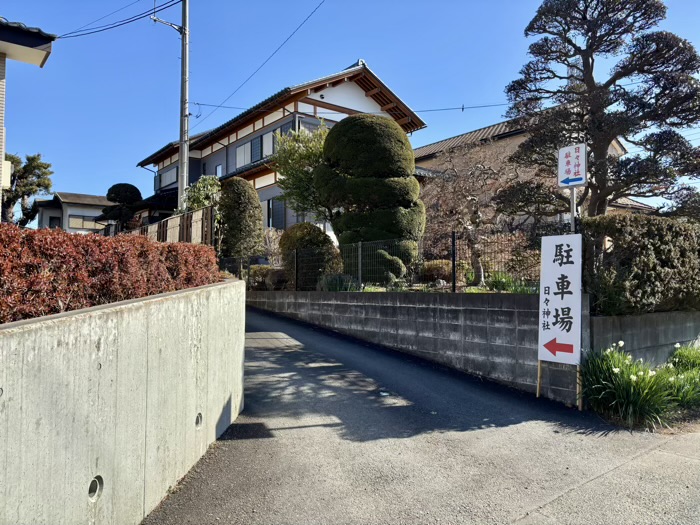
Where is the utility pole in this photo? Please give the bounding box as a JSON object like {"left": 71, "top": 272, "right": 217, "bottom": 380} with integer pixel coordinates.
{"left": 152, "top": 0, "right": 189, "bottom": 207}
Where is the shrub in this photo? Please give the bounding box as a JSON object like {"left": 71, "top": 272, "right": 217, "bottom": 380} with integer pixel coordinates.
{"left": 0, "top": 224, "right": 219, "bottom": 324}
{"left": 317, "top": 274, "right": 361, "bottom": 292}
{"left": 420, "top": 260, "right": 451, "bottom": 283}
{"left": 265, "top": 268, "right": 288, "bottom": 291}
{"left": 280, "top": 223, "right": 342, "bottom": 291}
{"left": 314, "top": 114, "right": 425, "bottom": 270}
{"left": 582, "top": 345, "right": 674, "bottom": 429}
{"left": 248, "top": 265, "right": 273, "bottom": 291}
{"left": 657, "top": 367, "right": 700, "bottom": 409}
{"left": 669, "top": 345, "right": 700, "bottom": 372}
{"left": 583, "top": 215, "right": 700, "bottom": 315}
{"left": 321, "top": 114, "right": 415, "bottom": 179}
{"left": 181, "top": 175, "right": 220, "bottom": 211}
{"left": 219, "top": 177, "right": 264, "bottom": 258}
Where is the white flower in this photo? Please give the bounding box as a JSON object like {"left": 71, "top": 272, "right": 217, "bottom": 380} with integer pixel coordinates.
{"left": 630, "top": 375, "right": 637, "bottom": 382}
{"left": 675, "top": 343, "right": 682, "bottom": 349}
{"left": 679, "top": 375, "right": 685, "bottom": 380}
{"left": 637, "top": 371, "right": 644, "bottom": 377}
{"left": 618, "top": 341, "right": 625, "bottom": 348}
{"left": 638, "top": 358, "right": 643, "bottom": 363}
{"left": 613, "top": 368, "right": 620, "bottom": 374}
{"left": 648, "top": 371, "right": 656, "bottom": 377}
{"left": 669, "top": 376, "right": 676, "bottom": 382}
{"left": 668, "top": 363, "right": 674, "bottom": 369}
{"left": 605, "top": 348, "right": 612, "bottom": 354}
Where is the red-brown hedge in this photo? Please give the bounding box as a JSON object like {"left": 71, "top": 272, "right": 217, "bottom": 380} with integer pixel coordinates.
{"left": 0, "top": 225, "right": 220, "bottom": 324}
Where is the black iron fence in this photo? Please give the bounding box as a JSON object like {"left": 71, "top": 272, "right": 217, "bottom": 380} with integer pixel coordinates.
{"left": 222, "top": 222, "right": 571, "bottom": 293}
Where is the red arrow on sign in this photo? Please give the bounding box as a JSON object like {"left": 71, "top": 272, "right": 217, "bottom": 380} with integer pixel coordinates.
{"left": 544, "top": 338, "right": 575, "bottom": 356}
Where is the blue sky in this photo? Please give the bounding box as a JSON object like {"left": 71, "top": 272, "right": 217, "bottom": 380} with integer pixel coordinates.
{"left": 3, "top": 0, "right": 700, "bottom": 200}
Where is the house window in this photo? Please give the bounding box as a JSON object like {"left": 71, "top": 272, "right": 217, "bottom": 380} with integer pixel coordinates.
{"left": 49, "top": 216, "right": 61, "bottom": 229}
{"left": 263, "top": 132, "right": 274, "bottom": 157}
{"left": 202, "top": 162, "right": 207, "bottom": 175}
{"left": 215, "top": 164, "right": 223, "bottom": 177}
{"left": 280, "top": 121, "right": 293, "bottom": 135}
{"left": 270, "top": 198, "right": 285, "bottom": 230}
{"left": 251, "top": 136, "right": 263, "bottom": 163}
{"left": 68, "top": 215, "right": 100, "bottom": 230}
{"left": 236, "top": 143, "right": 251, "bottom": 169}
{"left": 160, "top": 166, "right": 178, "bottom": 188}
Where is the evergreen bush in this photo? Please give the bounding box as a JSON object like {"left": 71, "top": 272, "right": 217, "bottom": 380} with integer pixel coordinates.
{"left": 219, "top": 177, "right": 264, "bottom": 258}
{"left": 279, "top": 223, "right": 342, "bottom": 290}
{"left": 583, "top": 215, "right": 700, "bottom": 315}
{"left": 314, "top": 114, "right": 425, "bottom": 272}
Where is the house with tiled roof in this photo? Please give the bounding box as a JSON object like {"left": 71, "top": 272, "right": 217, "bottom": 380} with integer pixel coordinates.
{"left": 136, "top": 60, "right": 425, "bottom": 229}
{"left": 413, "top": 118, "right": 655, "bottom": 215}
{"left": 37, "top": 192, "right": 115, "bottom": 233}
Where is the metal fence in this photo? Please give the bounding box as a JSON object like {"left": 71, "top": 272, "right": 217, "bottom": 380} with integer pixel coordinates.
{"left": 222, "top": 222, "right": 572, "bottom": 293}
{"left": 118, "top": 206, "right": 217, "bottom": 246}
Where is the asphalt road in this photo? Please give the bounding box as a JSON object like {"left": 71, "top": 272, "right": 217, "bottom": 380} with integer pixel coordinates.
{"left": 143, "top": 308, "right": 700, "bottom": 525}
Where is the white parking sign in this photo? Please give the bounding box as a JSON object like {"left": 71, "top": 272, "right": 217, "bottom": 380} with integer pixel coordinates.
{"left": 538, "top": 234, "right": 582, "bottom": 365}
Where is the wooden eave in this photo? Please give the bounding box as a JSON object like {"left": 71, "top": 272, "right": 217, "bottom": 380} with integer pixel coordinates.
{"left": 140, "top": 63, "right": 425, "bottom": 166}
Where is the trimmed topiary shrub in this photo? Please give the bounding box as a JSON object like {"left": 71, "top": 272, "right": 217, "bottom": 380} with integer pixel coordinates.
{"left": 313, "top": 114, "right": 425, "bottom": 273}
{"left": 317, "top": 274, "right": 361, "bottom": 292}
{"left": 583, "top": 215, "right": 700, "bottom": 315}
{"left": 279, "top": 223, "right": 342, "bottom": 290}
{"left": 248, "top": 265, "right": 273, "bottom": 291}
{"left": 219, "top": 177, "right": 264, "bottom": 258}
{"left": 0, "top": 224, "right": 220, "bottom": 324}
{"left": 321, "top": 114, "right": 415, "bottom": 179}
{"left": 420, "top": 260, "right": 452, "bottom": 283}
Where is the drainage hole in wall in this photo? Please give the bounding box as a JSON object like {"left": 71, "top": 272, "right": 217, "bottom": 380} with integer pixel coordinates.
{"left": 0, "top": 387, "right": 3, "bottom": 398}
{"left": 195, "top": 413, "right": 203, "bottom": 428}
{"left": 88, "top": 476, "right": 104, "bottom": 502}
{"left": 96, "top": 363, "right": 102, "bottom": 370}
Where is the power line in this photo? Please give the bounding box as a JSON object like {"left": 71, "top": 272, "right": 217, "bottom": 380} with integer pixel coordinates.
{"left": 59, "top": 0, "right": 146, "bottom": 37}
{"left": 59, "top": 0, "right": 181, "bottom": 39}
{"left": 191, "top": 0, "right": 326, "bottom": 130}
{"left": 193, "top": 101, "right": 509, "bottom": 117}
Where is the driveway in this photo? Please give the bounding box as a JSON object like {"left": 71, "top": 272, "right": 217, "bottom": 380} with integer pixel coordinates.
{"left": 143, "top": 308, "right": 700, "bottom": 525}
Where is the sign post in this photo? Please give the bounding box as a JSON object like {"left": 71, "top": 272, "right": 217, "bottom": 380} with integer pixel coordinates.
{"left": 537, "top": 234, "right": 583, "bottom": 408}
{"left": 558, "top": 143, "right": 587, "bottom": 233}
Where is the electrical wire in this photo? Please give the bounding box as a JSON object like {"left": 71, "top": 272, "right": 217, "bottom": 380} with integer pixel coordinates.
{"left": 193, "top": 101, "right": 509, "bottom": 116}
{"left": 59, "top": 0, "right": 146, "bottom": 37}
{"left": 191, "top": 0, "right": 326, "bottom": 130}
{"left": 59, "top": 0, "right": 181, "bottom": 39}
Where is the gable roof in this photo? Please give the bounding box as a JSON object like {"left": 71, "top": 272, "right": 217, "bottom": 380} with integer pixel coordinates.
{"left": 37, "top": 192, "right": 114, "bottom": 208}
{"left": 138, "top": 60, "right": 425, "bottom": 167}
{"left": 414, "top": 119, "right": 524, "bottom": 161}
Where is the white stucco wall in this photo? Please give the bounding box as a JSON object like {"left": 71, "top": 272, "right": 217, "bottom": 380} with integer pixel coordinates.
{"left": 307, "top": 81, "right": 392, "bottom": 118}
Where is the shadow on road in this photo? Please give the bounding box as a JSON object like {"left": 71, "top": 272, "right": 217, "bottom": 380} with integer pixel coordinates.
{"left": 223, "top": 312, "right": 621, "bottom": 443}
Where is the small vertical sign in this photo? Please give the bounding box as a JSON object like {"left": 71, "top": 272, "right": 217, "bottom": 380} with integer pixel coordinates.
{"left": 538, "top": 234, "right": 582, "bottom": 366}
{"left": 558, "top": 144, "right": 587, "bottom": 188}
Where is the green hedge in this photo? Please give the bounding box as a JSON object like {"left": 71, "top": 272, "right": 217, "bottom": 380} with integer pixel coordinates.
{"left": 583, "top": 215, "right": 700, "bottom": 315}
{"left": 322, "top": 114, "right": 414, "bottom": 179}
{"left": 280, "top": 223, "right": 342, "bottom": 291}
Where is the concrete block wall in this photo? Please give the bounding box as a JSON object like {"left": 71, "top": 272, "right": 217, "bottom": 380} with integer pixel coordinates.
{"left": 247, "top": 291, "right": 580, "bottom": 405}
{"left": 591, "top": 311, "right": 700, "bottom": 365}
{"left": 0, "top": 280, "right": 246, "bottom": 525}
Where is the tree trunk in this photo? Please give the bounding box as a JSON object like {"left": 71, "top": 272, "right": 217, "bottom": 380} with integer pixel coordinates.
{"left": 466, "top": 228, "right": 486, "bottom": 287}
{"left": 1, "top": 202, "right": 14, "bottom": 224}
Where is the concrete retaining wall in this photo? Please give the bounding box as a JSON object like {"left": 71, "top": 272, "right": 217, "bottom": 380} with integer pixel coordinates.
{"left": 247, "top": 291, "right": 584, "bottom": 405}
{"left": 0, "top": 280, "right": 246, "bottom": 525}
{"left": 591, "top": 311, "right": 700, "bottom": 365}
